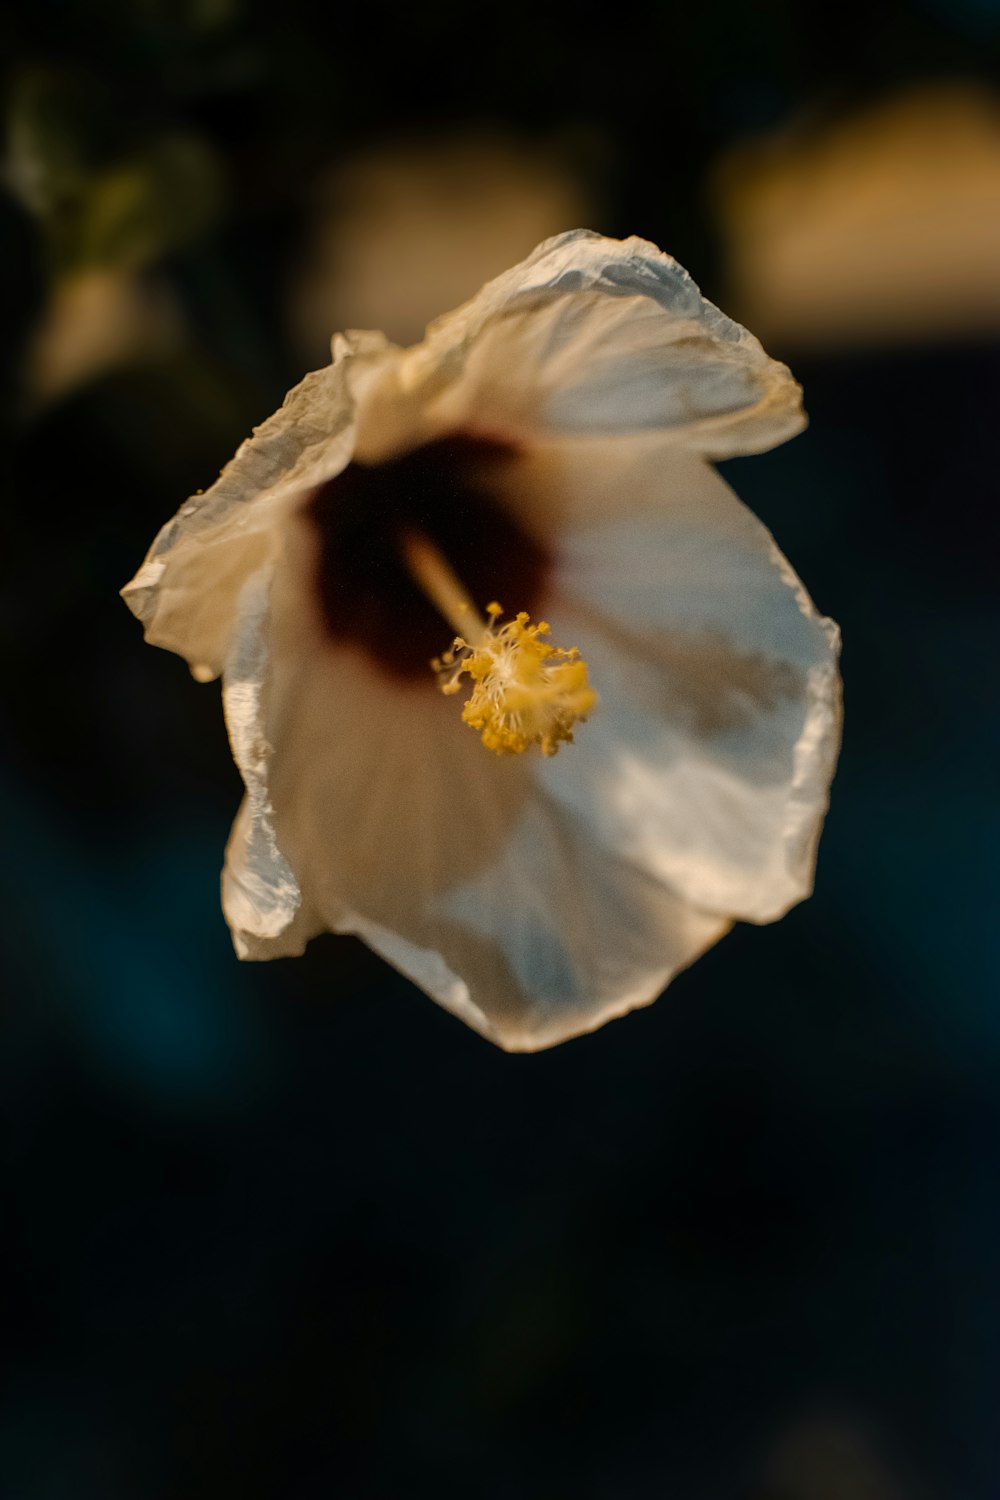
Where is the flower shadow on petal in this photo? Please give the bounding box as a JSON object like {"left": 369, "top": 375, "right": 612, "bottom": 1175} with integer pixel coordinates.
{"left": 571, "top": 608, "right": 807, "bottom": 740}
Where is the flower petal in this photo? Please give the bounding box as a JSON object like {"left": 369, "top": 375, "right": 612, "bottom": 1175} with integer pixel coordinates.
{"left": 219, "top": 565, "right": 313, "bottom": 957}
{"left": 226, "top": 515, "right": 728, "bottom": 1051}
{"left": 412, "top": 792, "right": 731, "bottom": 1053}
{"left": 358, "top": 230, "right": 804, "bottom": 460}
{"left": 517, "top": 438, "right": 841, "bottom": 922}
{"left": 120, "top": 330, "right": 393, "bottom": 678}
{"left": 123, "top": 230, "right": 840, "bottom": 1052}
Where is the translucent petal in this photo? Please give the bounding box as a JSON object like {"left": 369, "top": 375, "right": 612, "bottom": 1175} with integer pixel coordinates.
{"left": 224, "top": 516, "right": 728, "bottom": 1050}
{"left": 219, "top": 566, "right": 311, "bottom": 956}
{"left": 121, "top": 331, "right": 394, "bottom": 678}
{"left": 357, "top": 229, "right": 804, "bottom": 461}
{"left": 518, "top": 438, "right": 841, "bottom": 921}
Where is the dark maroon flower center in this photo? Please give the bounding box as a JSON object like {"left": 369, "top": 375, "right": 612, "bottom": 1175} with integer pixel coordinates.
{"left": 307, "top": 433, "right": 552, "bottom": 679}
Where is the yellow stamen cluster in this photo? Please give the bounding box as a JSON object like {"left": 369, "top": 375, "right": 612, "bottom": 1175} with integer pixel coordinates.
{"left": 400, "top": 529, "right": 596, "bottom": 756}
{"left": 436, "top": 603, "right": 597, "bottom": 757}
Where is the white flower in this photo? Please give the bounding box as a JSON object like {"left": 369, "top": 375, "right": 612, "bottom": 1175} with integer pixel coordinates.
{"left": 123, "top": 230, "right": 841, "bottom": 1053}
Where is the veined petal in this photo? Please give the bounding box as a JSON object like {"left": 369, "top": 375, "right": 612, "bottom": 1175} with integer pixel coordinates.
{"left": 231, "top": 515, "right": 728, "bottom": 1050}
{"left": 357, "top": 230, "right": 804, "bottom": 460}
{"left": 517, "top": 438, "right": 841, "bottom": 922}
{"left": 120, "top": 330, "right": 395, "bottom": 679}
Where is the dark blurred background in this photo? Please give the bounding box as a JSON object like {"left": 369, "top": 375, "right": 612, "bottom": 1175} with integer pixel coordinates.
{"left": 2, "top": 1, "right": 999, "bottom": 1496}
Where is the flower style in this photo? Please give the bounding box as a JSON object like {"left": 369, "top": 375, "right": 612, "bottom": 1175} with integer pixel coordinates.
{"left": 123, "top": 230, "right": 841, "bottom": 1053}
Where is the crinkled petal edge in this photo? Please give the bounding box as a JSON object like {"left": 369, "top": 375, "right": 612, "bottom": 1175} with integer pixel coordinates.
{"left": 330, "top": 896, "right": 733, "bottom": 1055}
{"left": 121, "top": 329, "right": 396, "bottom": 677}
{"left": 409, "top": 228, "right": 806, "bottom": 457}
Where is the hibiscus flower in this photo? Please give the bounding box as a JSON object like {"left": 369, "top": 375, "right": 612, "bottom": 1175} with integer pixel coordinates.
{"left": 123, "top": 230, "right": 841, "bottom": 1053}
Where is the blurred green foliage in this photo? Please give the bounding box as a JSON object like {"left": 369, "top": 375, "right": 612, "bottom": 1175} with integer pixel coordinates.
{"left": 8, "top": 71, "right": 224, "bottom": 274}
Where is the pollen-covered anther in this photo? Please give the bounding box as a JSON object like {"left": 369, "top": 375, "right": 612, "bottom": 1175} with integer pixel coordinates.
{"left": 439, "top": 607, "right": 597, "bottom": 757}
{"left": 400, "top": 528, "right": 596, "bottom": 755}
